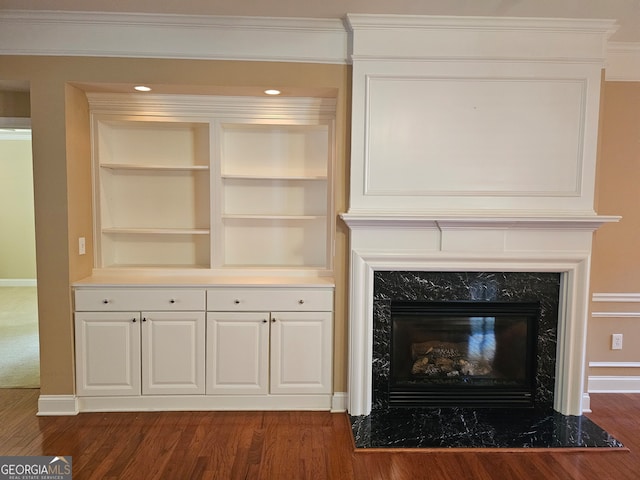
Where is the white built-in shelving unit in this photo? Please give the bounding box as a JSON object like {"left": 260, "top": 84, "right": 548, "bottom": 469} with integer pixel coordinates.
{"left": 76, "top": 93, "right": 337, "bottom": 413}
{"left": 88, "top": 94, "right": 336, "bottom": 276}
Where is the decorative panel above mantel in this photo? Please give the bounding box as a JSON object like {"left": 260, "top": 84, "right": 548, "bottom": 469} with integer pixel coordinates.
{"left": 346, "top": 15, "right": 617, "bottom": 216}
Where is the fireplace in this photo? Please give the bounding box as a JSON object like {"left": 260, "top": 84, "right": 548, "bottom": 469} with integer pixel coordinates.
{"left": 372, "top": 271, "right": 560, "bottom": 412}
{"left": 389, "top": 300, "right": 539, "bottom": 408}
{"left": 340, "top": 14, "right": 620, "bottom": 448}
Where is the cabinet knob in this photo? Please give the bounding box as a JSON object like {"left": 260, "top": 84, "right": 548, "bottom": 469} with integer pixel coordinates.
{"left": 234, "top": 299, "right": 240, "bottom": 304}
{"left": 142, "top": 317, "right": 147, "bottom": 322}
{"left": 262, "top": 319, "right": 268, "bottom": 323}
{"left": 103, "top": 299, "right": 109, "bottom": 304}
{"left": 169, "top": 299, "right": 176, "bottom": 304}
{"left": 132, "top": 318, "right": 137, "bottom": 323}
{"left": 272, "top": 318, "right": 276, "bottom": 323}
{"left": 298, "top": 299, "right": 305, "bottom": 305}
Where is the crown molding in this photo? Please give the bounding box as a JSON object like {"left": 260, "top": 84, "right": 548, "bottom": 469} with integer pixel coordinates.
{"left": 0, "top": 10, "right": 638, "bottom": 74}
{"left": 0, "top": 10, "right": 348, "bottom": 64}
{"left": 606, "top": 42, "right": 640, "bottom": 81}
{"left": 346, "top": 14, "right": 618, "bottom": 63}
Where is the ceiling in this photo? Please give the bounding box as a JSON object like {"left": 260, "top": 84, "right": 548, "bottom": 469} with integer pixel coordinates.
{"left": 1, "top": 0, "right": 639, "bottom": 43}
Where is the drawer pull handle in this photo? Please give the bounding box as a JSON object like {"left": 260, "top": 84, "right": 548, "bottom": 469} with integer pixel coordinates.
{"left": 103, "top": 299, "right": 109, "bottom": 304}
{"left": 234, "top": 299, "right": 240, "bottom": 304}
{"left": 169, "top": 299, "right": 176, "bottom": 304}
{"left": 298, "top": 299, "right": 305, "bottom": 304}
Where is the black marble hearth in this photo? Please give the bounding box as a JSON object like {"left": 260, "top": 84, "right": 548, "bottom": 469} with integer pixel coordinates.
{"left": 349, "top": 271, "right": 624, "bottom": 449}
{"left": 350, "top": 407, "right": 624, "bottom": 449}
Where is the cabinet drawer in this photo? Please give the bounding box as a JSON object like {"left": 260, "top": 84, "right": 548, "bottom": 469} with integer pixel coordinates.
{"left": 207, "top": 288, "right": 333, "bottom": 312}
{"left": 75, "top": 288, "right": 205, "bottom": 311}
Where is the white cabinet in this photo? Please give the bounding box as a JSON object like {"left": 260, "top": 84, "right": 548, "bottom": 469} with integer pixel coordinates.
{"left": 206, "top": 312, "right": 269, "bottom": 395}
{"left": 75, "top": 311, "right": 141, "bottom": 396}
{"left": 73, "top": 284, "right": 334, "bottom": 411}
{"left": 206, "top": 288, "right": 333, "bottom": 396}
{"left": 74, "top": 289, "right": 206, "bottom": 397}
{"left": 269, "top": 311, "right": 332, "bottom": 394}
{"left": 141, "top": 311, "right": 205, "bottom": 395}
{"left": 88, "top": 94, "right": 336, "bottom": 275}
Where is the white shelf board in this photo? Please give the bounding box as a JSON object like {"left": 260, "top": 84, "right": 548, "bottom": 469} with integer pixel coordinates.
{"left": 103, "top": 228, "right": 210, "bottom": 235}
{"left": 221, "top": 215, "right": 324, "bottom": 221}
{"left": 101, "top": 163, "right": 209, "bottom": 171}
{"left": 221, "top": 173, "right": 327, "bottom": 181}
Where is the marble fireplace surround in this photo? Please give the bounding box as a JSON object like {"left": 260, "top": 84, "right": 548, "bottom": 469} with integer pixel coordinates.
{"left": 372, "top": 270, "right": 561, "bottom": 411}
{"left": 340, "top": 215, "right": 618, "bottom": 417}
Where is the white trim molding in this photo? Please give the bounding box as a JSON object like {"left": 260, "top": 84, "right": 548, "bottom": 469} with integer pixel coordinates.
{"left": 606, "top": 42, "right": 640, "bottom": 81}
{"left": 1, "top": 9, "right": 637, "bottom": 72}
{"left": 331, "top": 392, "right": 348, "bottom": 412}
{"left": 37, "top": 395, "right": 79, "bottom": 416}
{"left": 589, "top": 362, "right": 640, "bottom": 368}
{"left": 592, "top": 312, "right": 640, "bottom": 318}
{"left": 0, "top": 10, "right": 348, "bottom": 64}
{"left": 0, "top": 279, "right": 37, "bottom": 287}
{"left": 593, "top": 293, "right": 640, "bottom": 303}
{"left": 588, "top": 376, "right": 640, "bottom": 393}
{"left": 345, "top": 14, "right": 617, "bottom": 63}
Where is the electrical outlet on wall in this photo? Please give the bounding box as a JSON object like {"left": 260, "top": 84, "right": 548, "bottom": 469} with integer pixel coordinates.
{"left": 612, "top": 333, "right": 623, "bottom": 350}
{"left": 79, "top": 237, "right": 86, "bottom": 255}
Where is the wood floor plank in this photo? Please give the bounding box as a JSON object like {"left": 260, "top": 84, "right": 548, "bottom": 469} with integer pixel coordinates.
{"left": 1, "top": 390, "right": 639, "bottom": 479}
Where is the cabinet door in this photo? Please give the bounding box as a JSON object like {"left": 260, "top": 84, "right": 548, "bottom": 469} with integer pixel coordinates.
{"left": 206, "top": 312, "right": 269, "bottom": 395}
{"left": 75, "top": 312, "right": 141, "bottom": 396}
{"left": 141, "top": 311, "right": 205, "bottom": 395}
{"left": 270, "top": 311, "right": 332, "bottom": 394}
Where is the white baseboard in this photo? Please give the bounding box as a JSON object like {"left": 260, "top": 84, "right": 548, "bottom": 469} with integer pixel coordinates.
{"left": 37, "top": 395, "right": 79, "bottom": 416}
{"left": 331, "top": 392, "right": 347, "bottom": 412}
{"left": 0, "top": 279, "right": 37, "bottom": 287}
{"left": 38, "top": 393, "right": 344, "bottom": 415}
{"left": 77, "top": 394, "right": 332, "bottom": 413}
{"left": 588, "top": 375, "right": 640, "bottom": 393}
{"left": 582, "top": 393, "right": 591, "bottom": 413}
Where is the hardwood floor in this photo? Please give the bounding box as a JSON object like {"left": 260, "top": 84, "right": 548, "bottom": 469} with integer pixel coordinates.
{"left": 1, "top": 390, "right": 639, "bottom": 479}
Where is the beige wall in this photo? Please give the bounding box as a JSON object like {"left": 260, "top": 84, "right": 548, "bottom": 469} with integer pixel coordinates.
{"left": 0, "top": 91, "right": 30, "bottom": 117}
{"left": 588, "top": 81, "right": 640, "bottom": 377}
{"left": 0, "top": 139, "right": 37, "bottom": 280}
{"left": 0, "top": 56, "right": 350, "bottom": 396}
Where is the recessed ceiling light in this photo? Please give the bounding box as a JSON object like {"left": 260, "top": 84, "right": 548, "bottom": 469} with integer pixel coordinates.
{"left": 264, "top": 89, "right": 281, "bottom": 95}
{"left": 134, "top": 85, "right": 152, "bottom": 92}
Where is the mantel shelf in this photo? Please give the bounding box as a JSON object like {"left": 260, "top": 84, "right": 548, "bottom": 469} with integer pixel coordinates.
{"left": 340, "top": 212, "right": 622, "bottom": 231}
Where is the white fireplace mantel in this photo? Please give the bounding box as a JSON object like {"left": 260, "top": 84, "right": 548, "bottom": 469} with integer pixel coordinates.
{"left": 341, "top": 214, "right": 619, "bottom": 416}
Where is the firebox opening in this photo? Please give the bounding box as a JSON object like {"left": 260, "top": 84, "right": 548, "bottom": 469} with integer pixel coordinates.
{"left": 390, "top": 301, "right": 540, "bottom": 408}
